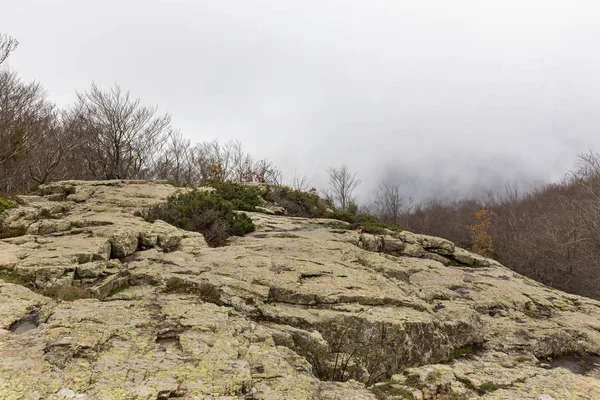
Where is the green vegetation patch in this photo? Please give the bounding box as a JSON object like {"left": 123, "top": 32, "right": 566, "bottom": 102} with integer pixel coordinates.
{"left": 261, "top": 185, "right": 406, "bottom": 233}
{"left": 262, "top": 186, "right": 330, "bottom": 217}
{"left": 0, "top": 269, "right": 95, "bottom": 301}
{"left": 0, "top": 269, "right": 32, "bottom": 286}
{"left": 210, "top": 183, "right": 408, "bottom": 236}
{"left": 425, "top": 370, "right": 444, "bottom": 384}
{"left": 453, "top": 344, "right": 474, "bottom": 359}
{"left": 0, "top": 195, "right": 17, "bottom": 213}
{"left": 209, "top": 181, "right": 261, "bottom": 211}
{"left": 326, "top": 210, "right": 404, "bottom": 234}
{"left": 107, "top": 282, "right": 131, "bottom": 297}
{"left": 144, "top": 189, "right": 255, "bottom": 246}
{"left": 455, "top": 375, "right": 477, "bottom": 390}
{"left": 0, "top": 196, "right": 25, "bottom": 238}
{"left": 164, "top": 277, "right": 222, "bottom": 304}
{"left": 370, "top": 383, "right": 415, "bottom": 400}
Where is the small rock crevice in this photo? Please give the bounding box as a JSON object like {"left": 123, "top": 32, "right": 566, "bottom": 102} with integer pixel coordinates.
{"left": 43, "top": 333, "right": 118, "bottom": 369}
{"left": 9, "top": 309, "right": 40, "bottom": 334}
{"left": 545, "top": 353, "right": 600, "bottom": 376}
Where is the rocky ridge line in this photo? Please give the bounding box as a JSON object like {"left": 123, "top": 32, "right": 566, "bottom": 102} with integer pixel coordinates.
{"left": 0, "top": 180, "right": 599, "bottom": 399}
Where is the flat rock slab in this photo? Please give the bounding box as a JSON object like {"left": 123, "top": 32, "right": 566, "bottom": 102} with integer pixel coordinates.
{"left": 0, "top": 180, "right": 599, "bottom": 399}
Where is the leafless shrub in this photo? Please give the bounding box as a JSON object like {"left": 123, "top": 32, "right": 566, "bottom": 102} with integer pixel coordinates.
{"left": 174, "top": 139, "right": 283, "bottom": 185}
{"left": 326, "top": 164, "right": 360, "bottom": 211}
{"left": 290, "top": 172, "right": 312, "bottom": 192}
{"left": 192, "top": 139, "right": 232, "bottom": 182}
{"left": 374, "top": 181, "right": 412, "bottom": 226}
{"left": 229, "top": 139, "right": 254, "bottom": 182}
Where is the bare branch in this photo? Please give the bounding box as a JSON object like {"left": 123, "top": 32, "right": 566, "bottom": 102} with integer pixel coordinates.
{"left": 0, "top": 33, "right": 18, "bottom": 66}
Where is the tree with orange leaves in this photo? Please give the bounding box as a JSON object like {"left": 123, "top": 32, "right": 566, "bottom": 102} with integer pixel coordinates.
{"left": 469, "top": 209, "right": 494, "bottom": 257}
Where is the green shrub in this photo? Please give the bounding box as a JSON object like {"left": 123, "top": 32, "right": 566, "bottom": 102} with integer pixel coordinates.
{"left": 326, "top": 209, "right": 403, "bottom": 234}
{"left": 209, "top": 181, "right": 260, "bottom": 211}
{"left": 0, "top": 196, "right": 17, "bottom": 213}
{"left": 326, "top": 210, "right": 356, "bottom": 223}
{"left": 262, "top": 186, "right": 329, "bottom": 217}
{"left": 347, "top": 201, "right": 359, "bottom": 215}
{"left": 144, "top": 190, "right": 255, "bottom": 246}
{"left": 197, "top": 181, "right": 405, "bottom": 236}
{"left": 258, "top": 185, "right": 404, "bottom": 233}
{"left": 229, "top": 212, "right": 255, "bottom": 236}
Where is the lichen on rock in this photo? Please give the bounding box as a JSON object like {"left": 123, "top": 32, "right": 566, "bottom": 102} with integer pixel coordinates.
{"left": 0, "top": 180, "right": 599, "bottom": 399}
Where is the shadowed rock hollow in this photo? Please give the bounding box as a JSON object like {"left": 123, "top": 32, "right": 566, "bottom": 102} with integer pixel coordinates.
{"left": 1, "top": 180, "right": 600, "bottom": 399}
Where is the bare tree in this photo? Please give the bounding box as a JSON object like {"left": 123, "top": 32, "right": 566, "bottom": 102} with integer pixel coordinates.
{"left": 153, "top": 130, "right": 193, "bottom": 183}
{"left": 572, "top": 149, "right": 600, "bottom": 179}
{"left": 223, "top": 140, "right": 282, "bottom": 184}
{"left": 27, "top": 110, "right": 83, "bottom": 185}
{"left": 165, "top": 130, "right": 191, "bottom": 182}
{"left": 74, "top": 83, "right": 172, "bottom": 179}
{"left": 327, "top": 164, "right": 361, "bottom": 211}
{"left": 290, "top": 172, "right": 312, "bottom": 192}
{"left": 365, "top": 151, "right": 600, "bottom": 300}
{"left": 230, "top": 140, "right": 254, "bottom": 182}
{"left": 252, "top": 158, "right": 283, "bottom": 184}
{"left": 192, "top": 139, "right": 234, "bottom": 182}
{"left": 188, "top": 139, "right": 283, "bottom": 185}
{"left": 0, "top": 33, "right": 18, "bottom": 66}
{"left": 374, "top": 181, "right": 412, "bottom": 225}
{"left": 0, "top": 69, "right": 53, "bottom": 192}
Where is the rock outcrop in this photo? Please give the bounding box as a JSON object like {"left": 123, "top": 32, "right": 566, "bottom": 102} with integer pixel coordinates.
{"left": 1, "top": 180, "right": 599, "bottom": 399}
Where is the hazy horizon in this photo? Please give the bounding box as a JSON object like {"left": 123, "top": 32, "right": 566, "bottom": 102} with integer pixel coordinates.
{"left": 3, "top": 0, "right": 600, "bottom": 203}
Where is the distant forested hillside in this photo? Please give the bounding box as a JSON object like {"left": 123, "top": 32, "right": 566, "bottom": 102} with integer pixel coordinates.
{"left": 400, "top": 152, "right": 600, "bottom": 299}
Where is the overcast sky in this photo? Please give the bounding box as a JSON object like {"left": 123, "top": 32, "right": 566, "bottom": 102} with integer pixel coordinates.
{"left": 3, "top": 0, "right": 600, "bottom": 202}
